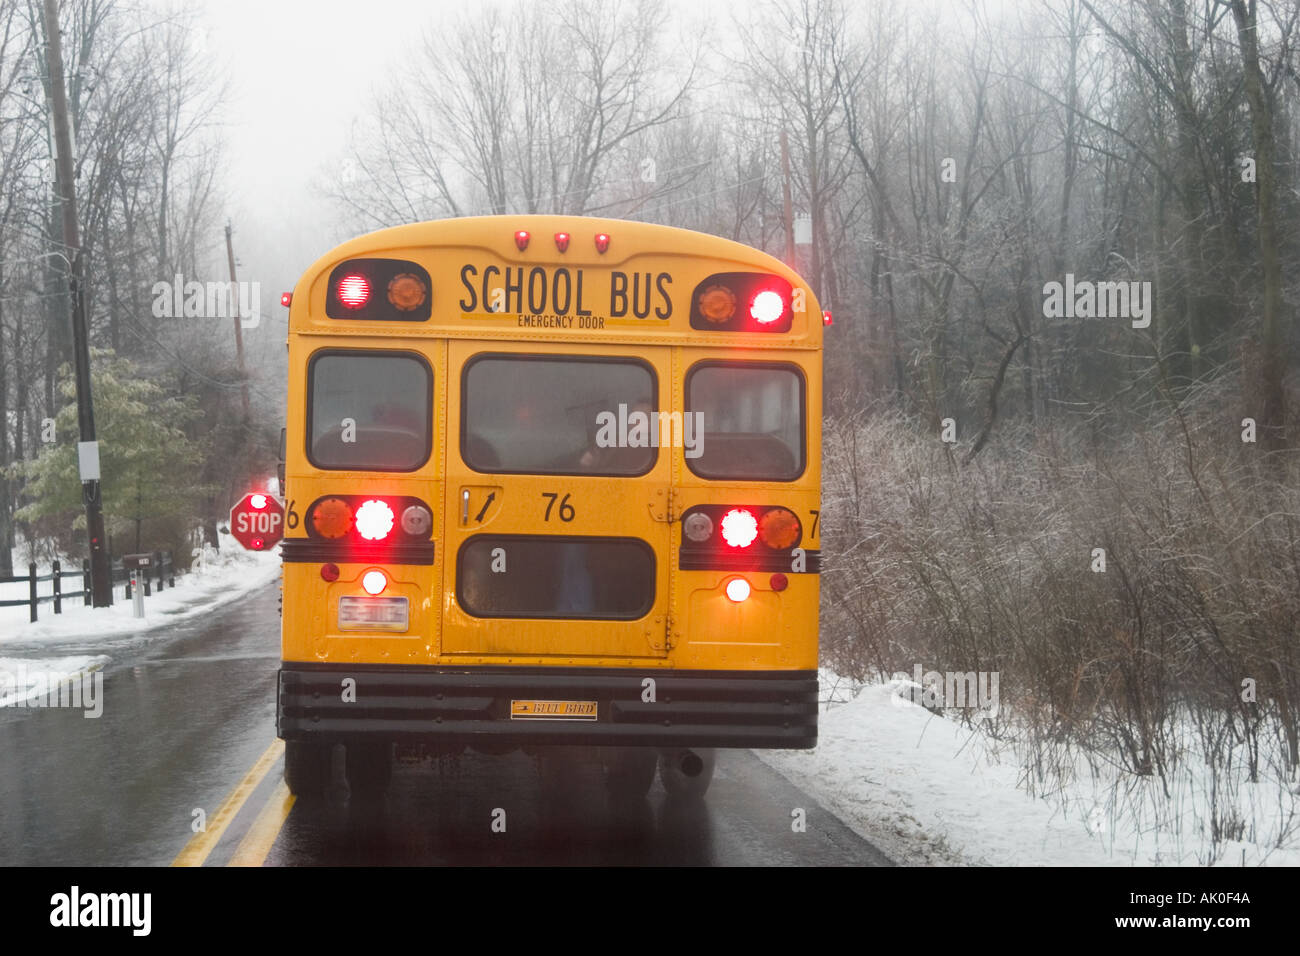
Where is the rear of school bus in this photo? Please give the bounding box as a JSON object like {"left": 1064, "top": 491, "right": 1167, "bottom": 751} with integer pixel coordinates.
{"left": 276, "top": 215, "right": 822, "bottom": 797}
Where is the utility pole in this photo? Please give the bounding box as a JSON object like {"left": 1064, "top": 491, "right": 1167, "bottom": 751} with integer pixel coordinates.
{"left": 780, "top": 130, "right": 796, "bottom": 269}
{"left": 43, "top": 0, "right": 111, "bottom": 607}
{"left": 224, "top": 223, "right": 251, "bottom": 419}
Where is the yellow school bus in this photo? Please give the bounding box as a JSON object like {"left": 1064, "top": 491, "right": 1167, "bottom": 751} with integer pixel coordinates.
{"left": 276, "top": 215, "right": 822, "bottom": 799}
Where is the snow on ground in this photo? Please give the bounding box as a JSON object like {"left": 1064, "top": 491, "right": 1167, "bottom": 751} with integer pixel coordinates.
{"left": 0, "top": 545, "right": 280, "bottom": 704}
{"left": 756, "top": 671, "right": 1300, "bottom": 867}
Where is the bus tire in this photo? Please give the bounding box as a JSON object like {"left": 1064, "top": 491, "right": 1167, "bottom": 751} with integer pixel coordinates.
{"left": 658, "top": 748, "right": 715, "bottom": 800}
{"left": 345, "top": 742, "right": 393, "bottom": 795}
{"left": 604, "top": 747, "right": 658, "bottom": 800}
{"left": 284, "top": 740, "right": 329, "bottom": 797}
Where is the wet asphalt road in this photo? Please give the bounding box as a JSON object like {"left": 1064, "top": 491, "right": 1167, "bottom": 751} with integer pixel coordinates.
{"left": 0, "top": 583, "right": 891, "bottom": 866}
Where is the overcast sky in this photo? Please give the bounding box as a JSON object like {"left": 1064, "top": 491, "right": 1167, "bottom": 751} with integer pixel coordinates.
{"left": 194, "top": 0, "right": 444, "bottom": 297}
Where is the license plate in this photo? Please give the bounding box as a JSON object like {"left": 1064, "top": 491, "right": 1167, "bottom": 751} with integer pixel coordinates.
{"left": 510, "top": 699, "right": 598, "bottom": 720}
{"left": 337, "top": 596, "right": 409, "bottom": 632}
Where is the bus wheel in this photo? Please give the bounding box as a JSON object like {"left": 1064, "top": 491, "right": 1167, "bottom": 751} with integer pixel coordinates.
{"left": 345, "top": 742, "right": 393, "bottom": 795}
{"left": 658, "top": 748, "right": 715, "bottom": 800}
{"left": 284, "top": 740, "right": 329, "bottom": 797}
{"left": 604, "top": 748, "right": 658, "bottom": 800}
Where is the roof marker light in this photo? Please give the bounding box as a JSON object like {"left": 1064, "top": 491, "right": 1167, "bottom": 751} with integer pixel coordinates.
{"left": 515, "top": 230, "right": 530, "bottom": 251}
{"left": 594, "top": 233, "right": 610, "bottom": 254}
{"left": 555, "top": 232, "right": 570, "bottom": 252}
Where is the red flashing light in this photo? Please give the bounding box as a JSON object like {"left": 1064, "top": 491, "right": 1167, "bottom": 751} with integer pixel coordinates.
{"left": 281, "top": 292, "right": 293, "bottom": 307}
{"left": 594, "top": 233, "right": 610, "bottom": 254}
{"left": 249, "top": 494, "right": 268, "bottom": 510}
{"left": 515, "top": 230, "right": 530, "bottom": 251}
{"left": 354, "top": 499, "right": 395, "bottom": 541}
{"left": 251, "top": 537, "right": 265, "bottom": 550}
{"left": 750, "top": 290, "right": 785, "bottom": 324}
{"left": 555, "top": 232, "right": 570, "bottom": 252}
{"left": 337, "top": 274, "right": 370, "bottom": 308}
{"left": 720, "top": 509, "right": 759, "bottom": 548}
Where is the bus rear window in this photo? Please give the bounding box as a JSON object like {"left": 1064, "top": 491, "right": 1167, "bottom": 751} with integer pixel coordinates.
{"left": 462, "top": 355, "right": 656, "bottom": 475}
{"left": 686, "top": 363, "right": 805, "bottom": 481}
{"left": 308, "top": 351, "right": 432, "bottom": 471}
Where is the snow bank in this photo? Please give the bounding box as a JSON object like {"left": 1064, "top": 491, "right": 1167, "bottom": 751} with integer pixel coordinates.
{"left": 0, "top": 546, "right": 280, "bottom": 645}
{"left": 757, "top": 672, "right": 1300, "bottom": 867}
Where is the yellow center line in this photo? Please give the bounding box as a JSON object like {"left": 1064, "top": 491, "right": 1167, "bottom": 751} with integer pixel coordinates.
{"left": 172, "top": 738, "right": 284, "bottom": 867}
{"left": 227, "top": 780, "right": 296, "bottom": 867}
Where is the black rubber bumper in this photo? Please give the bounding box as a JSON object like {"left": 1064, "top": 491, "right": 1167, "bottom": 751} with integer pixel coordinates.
{"left": 277, "top": 664, "right": 818, "bottom": 749}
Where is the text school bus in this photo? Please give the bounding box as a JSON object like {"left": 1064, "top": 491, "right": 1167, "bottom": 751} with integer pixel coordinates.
{"left": 277, "top": 215, "right": 823, "bottom": 798}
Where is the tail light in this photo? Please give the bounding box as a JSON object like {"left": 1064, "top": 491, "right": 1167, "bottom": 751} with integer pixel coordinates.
{"left": 311, "top": 498, "right": 354, "bottom": 538}
{"left": 354, "top": 499, "right": 395, "bottom": 541}
{"left": 720, "top": 509, "right": 759, "bottom": 548}
{"left": 679, "top": 504, "right": 805, "bottom": 572}
{"left": 306, "top": 495, "right": 433, "bottom": 543}
{"left": 758, "top": 508, "right": 801, "bottom": 549}
{"left": 401, "top": 504, "right": 432, "bottom": 536}
{"left": 683, "top": 511, "right": 714, "bottom": 543}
